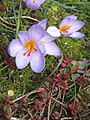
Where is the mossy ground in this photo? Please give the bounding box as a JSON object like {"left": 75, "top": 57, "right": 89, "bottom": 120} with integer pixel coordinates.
{"left": 0, "top": 0, "right": 90, "bottom": 101}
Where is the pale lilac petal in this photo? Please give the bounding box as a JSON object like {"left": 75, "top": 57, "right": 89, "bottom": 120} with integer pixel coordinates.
{"left": 66, "top": 20, "right": 85, "bottom": 34}
{"left": 65, "top": 15, "right": 77, "bottom": 20}
{"left": 30, "top": 50, "right": 45, "bottom": 73}
{"left": 26, "top": 0, "right": 45, "bottom": 5}
{"left": 26, "top": 2, "right": 40, "bottom": 10}
{"left": 60, "top": 18, "right": 75, "bottom": 27}
{"left": 16, "top": 48, "right": 31, "bottom": 69}
{"left": 69, "top": 32, "right": 85, "bottom": 39}
{"left": 47, "top": 26, "right": 60, "bottom": 37}
{"left": 60, "top": 15, "right": 77, "bottom": 27}
{"left": 26, "top": 0, "right": 45, "bottom": 10}
{"left": 28, "top": 25, "right": 45, "bottom": 41}
{"left": 38, "top": 19, "right": 47, "bottom": 29}
{"left": 40, "top": 32, "right": 56, "bottom": 43}
{"left": 36, "top": 0, "right": 45, "bottom": 4}
{"left": 8, "top": 39, "right": 23, "bottom": 57}
{"left": 44, "top": 42, "right": 62, "bottom": 56}
{"left": 18, "top": 31, "right": 30, "bottom": 45}
{"left": 37, "top": 43, "right": 45, "bottom": 54}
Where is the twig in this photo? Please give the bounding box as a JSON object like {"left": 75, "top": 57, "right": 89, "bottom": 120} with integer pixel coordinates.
{"left": 21, "top": 16, "right": 40, "bottom": 22}
{"left": 1, "top": 65, "right": 9, "bottom": 71}
{"left": 26, "top": 90, "right": 38, "bottom": 98}
{"left": 3, "top": 16, "right": 40, "bottom": 22}
{"left": 40, "top": 106, "right": 46, "bottom": 117}
{"left": 50, "top": 92, "right": 61, "bottom": 115}
{"left": 48, "top": 91, "right": 52, "bottom": 120}
{"left": 21, "top": 113, "right": 28, "bottom": 119}
{"left": 59, "top": 90, "right": 66, "bottom": 117}
{"left": 80, "top": 84, "right": 90, "bottom": 92}
{"left": 27, "top": 108, "right": 33, "bottom": 119}
{"left": 51, "top": 97, "right": 66, "bottom": 107}
{"left": 61, "top": 117, "right": 73, "bottom": 120}
{"left": 66, "top": 83, "right": 74, "bottom": 90}
{"left": 0, "top": 16, "right": 16, "bottom": 26}
{"left": 0, "top": 23, "right": 16, "bottom": 31}
{"left": 12, "top": 90, "right": 37, "bottom": 103}
{"left": 12, "top": 94, "right": 28, "bottom": 103}
{"left": 83, "top": 68, "right": 90, "bottom": 77}
{"left": 81, "top": 111, "right": 90, "bottom": 118}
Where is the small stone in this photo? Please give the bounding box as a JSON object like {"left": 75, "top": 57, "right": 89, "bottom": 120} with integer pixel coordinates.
{"left": 8, "top": 90, "right": 14, "bottom": 96}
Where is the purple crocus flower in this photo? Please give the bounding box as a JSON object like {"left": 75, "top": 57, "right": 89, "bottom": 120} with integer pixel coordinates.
{"left": 8, "top": 24, "right": 61, "bottom": 73}
{"left": 47, "top": 15, "right": 85, "bottom": 39}
{"left": 37, "top": 19, "right": 62, "bottom": 56}
{"left": 23, "top": 0, "right": 45, "bottom": 10}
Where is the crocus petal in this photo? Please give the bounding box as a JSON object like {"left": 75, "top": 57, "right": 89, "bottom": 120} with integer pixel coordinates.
{"left": 30, "top": 50, "right": 45, "bottom": 73}
{"left": 16, "top": 48, "right": 31, "bottom": 69}
{"left": 26, "top": 2, "right": 40, "bottom": 10}
{"left": 8, "top": 39, "right": 23, "bottom": 57}
{"left": 26, "top": 0, "right": 45, "bottom": 10}
{"left": 38, "top": 19, "right": 47, "bottom": 30}
{"left": 65, "top": 15, "right": 77, "bottom": 20}
{"left": 66, "top": 20, "right": 85, "bottom": 34}
{"left": 18, "top": 31, "right": 30, "bottom": 45}
{"left": 28, "top": 25, "right": 45, "bottom": 41}
{"left": 69, "top": 32, "right": 85, "bottom": 39}
{"left": 44, "top": 42, "right": 62, "bottom": 56}
{"left": 37, "top": 43, "right": 45, "bottom": 54}
{"left": 40, "top": 32, "right": 56, "bottom": 43}
{"left": 60, "top": 18, "right": 75, "bottom": 27}
{"left": 47, "top": 26, "right": 60, "bottom": 37}
{"left": 36, "top": 0, "right": 45, "bottom": 4}
{"left": 60, "top": 15, "right": 77, "bottom": 27}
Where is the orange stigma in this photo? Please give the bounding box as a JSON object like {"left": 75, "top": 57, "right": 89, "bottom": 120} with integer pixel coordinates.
{"left": 60, "top": 25, "right": 71, "bottom": 33}
{"left": 24, "top": 40, "right": 37, "bottom": 56}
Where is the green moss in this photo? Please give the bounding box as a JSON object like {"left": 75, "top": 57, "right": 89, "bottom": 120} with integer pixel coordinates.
{"left": 0, "top": 0, "right": 90, "bottom": 99}
{"left": 0, "top": 55, "right": 55, "bottom": 98}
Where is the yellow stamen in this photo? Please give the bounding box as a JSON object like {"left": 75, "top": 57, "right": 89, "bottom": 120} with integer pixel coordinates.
{"left": 24, "top": 40, "right": 36, "bottom": 51}
{"left": 24, "top": 40, "right": 36, "bottom": 56}
{"left": 60, "top": 25, "right": 71, "bottom": 33}
{"left": 32, "top": 0, "right": 37, "bottom": 3}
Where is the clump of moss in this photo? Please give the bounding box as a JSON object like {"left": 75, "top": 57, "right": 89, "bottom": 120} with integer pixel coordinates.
{"left": 0, "top": 0, "right": 90, "bottom": 99}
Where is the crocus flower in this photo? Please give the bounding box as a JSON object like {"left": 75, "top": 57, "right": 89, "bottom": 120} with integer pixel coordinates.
{"left": 23, "top": 0, "right": 45, "bottom": 10}
{"left": 8, "top": 24, "right": 61, "bottom": 73}
{"left": 47, "top": 15, "right": 85, "bottom": 39}
{"left": 37, "top": 19, "right": 62, "bottom": 56}
{"left": 38, "top": 19, "right": 61, "bottom": 38}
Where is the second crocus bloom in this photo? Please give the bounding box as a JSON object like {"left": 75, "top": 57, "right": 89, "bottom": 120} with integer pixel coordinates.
{"left": 47, "top": 15, "right": 85, "bottom": 39}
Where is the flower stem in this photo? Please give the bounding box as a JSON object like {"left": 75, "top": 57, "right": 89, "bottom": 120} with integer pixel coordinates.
{"left": 16, "top": 0, "right": 22, "bottom": 38}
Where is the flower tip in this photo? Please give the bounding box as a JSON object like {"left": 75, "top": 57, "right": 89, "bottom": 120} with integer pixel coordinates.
{"left": 65, "top": 15, "right": 77, "bottom": 20}
{"left": 69, "top": 32, "right": 85, "bottom": 39}
{"left": 24, "top": 0, "right": 45, "bottom": 10}
{"left": 38, "top": 18, "right": 48, "bottom": 29}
